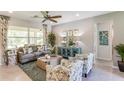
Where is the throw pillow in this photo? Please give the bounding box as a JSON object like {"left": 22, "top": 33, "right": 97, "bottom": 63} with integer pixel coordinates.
{"left": 23, "top": 48, "right": 28, "bottom": 54}
{"left": 28, "top": 47, "right": 33, "bottom": 54}
{"left": 31, "top": 45, "right": 38, "bottom": 52}
{"left": 37, "top": 46, "right": 43, "bottom": 52}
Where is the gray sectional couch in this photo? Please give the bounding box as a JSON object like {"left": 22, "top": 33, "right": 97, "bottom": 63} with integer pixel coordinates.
{"left": 17, "top": 45, "right": 46, "bottom": 64}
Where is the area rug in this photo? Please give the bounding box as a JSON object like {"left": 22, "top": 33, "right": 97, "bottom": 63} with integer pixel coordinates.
{"left": 18, "top": 61, "right": 46, "bottom": 81}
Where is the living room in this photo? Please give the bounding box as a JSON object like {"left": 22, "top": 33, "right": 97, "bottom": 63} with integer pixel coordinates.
{"left": 0, "top": 11, "right": 124, "bottom": 81}
{"left": 1, "top": 0, "right": 124, "bottom": 93}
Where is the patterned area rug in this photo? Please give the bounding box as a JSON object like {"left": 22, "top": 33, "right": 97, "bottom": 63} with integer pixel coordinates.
{"left": 19, "top": 61, "right": 46, "bottom": 81}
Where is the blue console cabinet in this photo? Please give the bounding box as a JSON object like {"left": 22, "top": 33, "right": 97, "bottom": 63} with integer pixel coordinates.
{"left": 58, "top": 47, "right": 82, "bottom": 58}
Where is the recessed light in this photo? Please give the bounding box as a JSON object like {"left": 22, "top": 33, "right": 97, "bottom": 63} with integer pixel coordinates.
{"left": 8, "top": 11, "right": 13, "bottom": 13}
{"left": 50, "top": 22, "right": 53, "bottom": 24}
{"left": 76, "top": 13, "right": 79, "bottom": 17}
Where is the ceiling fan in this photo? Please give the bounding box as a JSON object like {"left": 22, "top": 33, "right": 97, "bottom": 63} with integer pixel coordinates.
{"left": 33, "top": 11, "right": 62, "bottom": 23}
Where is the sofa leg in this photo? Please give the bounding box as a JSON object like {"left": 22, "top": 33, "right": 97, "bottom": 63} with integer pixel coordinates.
{"left": 85, "top": 74, "right": 87, "bottom": 78}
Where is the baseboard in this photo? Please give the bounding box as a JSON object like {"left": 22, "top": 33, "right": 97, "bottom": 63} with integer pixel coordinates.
{"left": 96, "top": 57, "right": 112, "bottom": 61}
{"left": 112, "top": 65, "right": 118, "bottom": 69}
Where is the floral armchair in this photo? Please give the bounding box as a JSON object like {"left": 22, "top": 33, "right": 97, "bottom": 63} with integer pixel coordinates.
{"left": 46, "top": 65, "right": 70, "bottom": 81}
{"left": 46, "top": 59, "right": 84, "bottom": 81}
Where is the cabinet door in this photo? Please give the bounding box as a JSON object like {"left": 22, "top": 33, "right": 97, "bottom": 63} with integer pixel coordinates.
{"left": 62, "top": 48, "right": 68, "bottom": 57}
{"left": 58, "top": 47, "right": 61, "bottom": 55}
{"left": 73, "top": 48, "right": 81, "bottom": 56}
{"left": 67, "top": 48, "right": 72, "bottom": 57}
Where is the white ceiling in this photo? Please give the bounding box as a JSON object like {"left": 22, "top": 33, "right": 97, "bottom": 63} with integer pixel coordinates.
{"left": 0, "top": 11, "right": 113, "bottom": 25}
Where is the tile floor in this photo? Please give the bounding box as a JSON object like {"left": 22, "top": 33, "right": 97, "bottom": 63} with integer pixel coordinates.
{"left": 0, "top": 64, "right": 31, "bottom": 81}
{"left": 0, "top": 59, "right": 124, "bottom": 81}
{"left": 82, "top": 60, "right": 124, "bottom": 81}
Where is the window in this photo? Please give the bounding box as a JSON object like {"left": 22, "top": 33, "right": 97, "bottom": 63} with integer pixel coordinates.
{"left": 29, "top": 28, "right": 43, "bottom": 45}
{"left": 7, "top": 26, "right": 43, "bottom": 49}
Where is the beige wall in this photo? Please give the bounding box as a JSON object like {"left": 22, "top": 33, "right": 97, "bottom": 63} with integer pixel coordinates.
{"left": 9, "top": 18, "right": 52, "bottom": 32}
{"left": 9, "top": 18, "right": 41, "bottom": 28}
{"left": 94, "top": 12, "right": 124, "bottom": 66}
{"left": 52, "top": 11, "right": 124, "bottom": 67}
{"left": 52, "top": 18, "right": 95, "bottom": 53}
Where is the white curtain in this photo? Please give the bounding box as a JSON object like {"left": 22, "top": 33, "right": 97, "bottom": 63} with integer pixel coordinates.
{"left": 0, "top": 15, "right": 9, "bottom": 65}
{"left": 42, "top": 24, "right": 48, "bottom": 45}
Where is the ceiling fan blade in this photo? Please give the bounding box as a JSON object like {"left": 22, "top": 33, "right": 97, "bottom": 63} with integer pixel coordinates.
{"left": 41, "top": 11, "right": 48, "bottom": 17}
{"left": 33, "top": 11, "right": 61, "bottom": 23}
{"left": 48, "top": 15, "right": 62, "bottom": 18}
{"left": 42, "top": 19, "right": 47, "bottom": 23}
{"left": 45, "top": 11, "right": 49, "bottom": 14}
{"left": 49, "top": 18, "right": 57, "bottom": 23}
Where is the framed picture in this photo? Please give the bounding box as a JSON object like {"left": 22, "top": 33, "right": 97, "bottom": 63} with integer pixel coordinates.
{"left": 73, "top": 29, "right": 79, "bottom": 36}
{"left": 99, "top": 31, "right": 109, "bottom": 45}
{"left": 68, "top": 30, "right": 73, "bottom": 36}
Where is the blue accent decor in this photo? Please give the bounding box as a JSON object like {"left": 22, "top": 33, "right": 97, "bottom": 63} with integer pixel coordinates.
{"left": 58, "top": 47, "right": 82, "bottom": 58}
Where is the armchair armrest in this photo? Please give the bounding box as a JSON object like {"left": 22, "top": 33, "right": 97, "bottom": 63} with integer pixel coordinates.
{"left": 60, "top": 59, "right": 71, "bottom": 67}
{"left": 17, "top": 52, "right": 24, "bottom": 63}
{"left": 18, "top": 51, "right": 24, "bottom": 54}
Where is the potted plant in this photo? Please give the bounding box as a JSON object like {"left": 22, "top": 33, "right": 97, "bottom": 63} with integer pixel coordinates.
{"left": 115, "top": 44, "right": 124, "bottom": 72}
{"left": 48, "top": 32, "right": 56, "bottom": 56}
{"left": 68, "top": 38, "right": 75, "bottom": 46}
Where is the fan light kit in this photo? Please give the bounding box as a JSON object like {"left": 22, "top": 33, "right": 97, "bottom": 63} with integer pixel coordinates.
{"left": 76, "top": 13, "right": 79, "bottom": 17}
{"left": 8, "top": 11, "right": 13, "bottom": 13}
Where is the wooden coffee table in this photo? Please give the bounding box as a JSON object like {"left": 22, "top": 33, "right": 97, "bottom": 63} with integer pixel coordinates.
{"left": 36, "top": 55, "right": 62, "bottom": 70}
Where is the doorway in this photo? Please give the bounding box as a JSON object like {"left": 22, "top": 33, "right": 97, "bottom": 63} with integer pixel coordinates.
{"left": 94, "top": 21, "right": 113, "bottom": 63}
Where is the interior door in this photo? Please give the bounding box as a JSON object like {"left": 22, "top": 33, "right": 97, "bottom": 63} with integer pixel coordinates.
{"left": 95, "top": 21, "right": 113, "bottom": 61}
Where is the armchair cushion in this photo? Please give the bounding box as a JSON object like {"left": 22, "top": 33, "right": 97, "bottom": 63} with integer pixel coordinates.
{"left": 69, "top": 60, "right": 84, "bottom": 81}
{"left": 60, "top": 59, "right": 71, "bottom": 68}
{"left": 46, "top": 65, "right": 69, "bottom": 81}
{"left": 46, "top": 59, "right": 84, "bottom": 81}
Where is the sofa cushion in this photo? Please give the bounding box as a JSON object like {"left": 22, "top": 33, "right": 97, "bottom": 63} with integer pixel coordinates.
{"left": 34, "top": 52, "right": 44, "bottom": 57}
{"left": 21, "top": 53, "right": 35, "bottom": 59}
{"left": 23, "top": 48, "right": 28, "bottom": 54}
{"left": 37, "top": 46, "right": 43, "bottom": 52}
{"left": 20, "top": 58, "right": 36, "bottom": 63}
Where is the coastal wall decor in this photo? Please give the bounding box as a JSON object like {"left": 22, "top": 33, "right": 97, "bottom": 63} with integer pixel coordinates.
{"left": 99, "top": 31, "right": 109, "bottom": 45}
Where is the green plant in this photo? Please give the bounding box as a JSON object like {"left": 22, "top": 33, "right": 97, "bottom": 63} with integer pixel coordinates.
{"left": 48, "top": 32, "right": 56, "bottom": 54}
{"left": 68, "top": 38, "right": 74, "bottom": 46}
{"left": 115, "top": 44, "right": 124, "bottom": 62}
{"left": 50, "top": 46, "right": 56, "bottom": 54}
{"left": 48, "top": 32, "right": 56, "bottom": 47}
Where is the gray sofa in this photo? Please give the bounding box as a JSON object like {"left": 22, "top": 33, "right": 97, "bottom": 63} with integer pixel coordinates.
{"left": 17, "top": 45, "right": 46, "bottom": 64}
